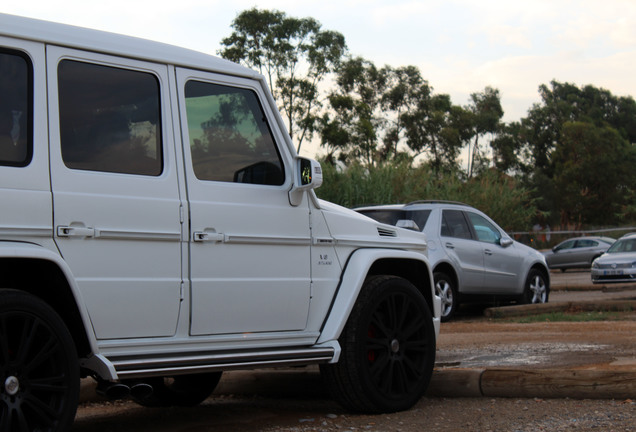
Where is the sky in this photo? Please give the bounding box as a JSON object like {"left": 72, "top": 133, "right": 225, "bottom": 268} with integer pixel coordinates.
{"left": 2, "top": 0, "right": 635, "bottom": 158}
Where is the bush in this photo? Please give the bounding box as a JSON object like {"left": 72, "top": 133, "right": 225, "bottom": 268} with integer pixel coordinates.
{"left": 316, "top": 161, "right": 537, "bottom": 232}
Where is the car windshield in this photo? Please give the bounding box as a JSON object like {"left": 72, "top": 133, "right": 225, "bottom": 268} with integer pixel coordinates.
{"left": 606, "top": 238, "right": 636, "bottom": 253}
{"left": 358, "top": 209, "right": 432, "bottom": 232}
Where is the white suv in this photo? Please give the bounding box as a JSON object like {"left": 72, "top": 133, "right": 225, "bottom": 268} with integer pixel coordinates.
{"left": 0, "top": 14, "right": 439, "bottom": 431}
{"left": 356, "top": 201, "right": 550, "bottom": 321}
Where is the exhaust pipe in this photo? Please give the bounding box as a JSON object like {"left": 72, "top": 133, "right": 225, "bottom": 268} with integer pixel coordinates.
{"left": 95, "top": 381, "right": 131, "bottom": 399}
{"left": 95, "top": 380, "right": 154, "bottom": 400}
{"left": 129, "top": 382, "right": 154, "bottom": 400}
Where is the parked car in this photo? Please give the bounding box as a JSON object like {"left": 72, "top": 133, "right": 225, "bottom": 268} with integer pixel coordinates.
{"left": 0, "top": 14, "right": 440, "bottom": 431}
{"left": 356, "top": 201, "right": 550, "bottom": 321}
{"left": 543, "top": 236, "right": 615, "bottom": 272}
{"left": 591, "top": 233, "right": 636, "bottom": 284}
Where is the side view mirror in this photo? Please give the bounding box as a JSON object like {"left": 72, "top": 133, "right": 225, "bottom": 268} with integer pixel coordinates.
{"left": 289, "top": 157, "right": 323, "bottom": 206}
{"left": 500, "top": 237, "right": 513, "bottom": 247}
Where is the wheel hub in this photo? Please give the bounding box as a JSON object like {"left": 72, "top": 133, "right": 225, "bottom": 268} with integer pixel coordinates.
{"left": 390, "top": 338, "right": 400, "bottom": 353}
{"left": 4, "top": 375, "right": 20, "bottom": 396}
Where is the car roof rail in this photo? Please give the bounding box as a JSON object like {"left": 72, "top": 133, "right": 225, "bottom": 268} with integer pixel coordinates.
{"left": 405, "top": 200, "right": 470, "bottom": 207}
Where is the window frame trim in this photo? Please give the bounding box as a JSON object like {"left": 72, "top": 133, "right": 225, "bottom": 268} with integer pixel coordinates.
{"left": 0, "top": 46, "right": 34, "bottom": 167}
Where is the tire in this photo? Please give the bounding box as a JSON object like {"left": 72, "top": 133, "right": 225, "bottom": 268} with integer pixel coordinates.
{"left": 320, "top": 275, "right": 436, "bottom": 414}
{"left": 0, "top": 289, "right": 80, "bottom": 432}
{"left": 131, "top": 372, "right": 222, "bottom": 407}
{"left": 520, "top": 269, "right": 549, "bottom": 304}
{"left": 434, "top": 272, "right": 458, "bottom": 322}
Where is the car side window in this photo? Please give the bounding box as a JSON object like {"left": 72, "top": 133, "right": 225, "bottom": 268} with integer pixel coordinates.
{"left": 57, "top": 60, "right": 162, "bottom": 176}
{"left": 466, "top": 212, "right": 502, "bottom": 245}
{"left": 184, "top": 80, "right": 284, "bottom": 185}
{"left": 555, "top": 240, "right": 576, "bottom": 252}
{"left": 441, "top": 210, "right": 472, "bottom": 240}
{"left": 577, "top": 240, "right": 597, "bottom": 248}
{"left": 0, "top": 49, "right": 32, "bottom": 167}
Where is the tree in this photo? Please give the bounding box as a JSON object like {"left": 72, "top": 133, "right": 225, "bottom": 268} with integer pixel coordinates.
{"left": 489, "top": 121, "right": 525, "bottom": 174}
{"left": 519, "top": 81, "right": 636, "bottom": 227}
{"left": 551, "top": 122, "right": 636, "bottom": 227}
{"left": 401, "top": 92, "right": 469, "bottom": 174}
{"left": 319, "top": 57, "right": 385, "bottom": 166}
{"left": 466, "top": 86, "right": 504, "bottom": 178}
{"left": 321, "top": 58, "right": 472, "bottom": 171}
{"left": 219, "top": 8, "right": 347, "bottom": 152}
{"left": 379, "top": 65, "right": 427, "bottom": 159}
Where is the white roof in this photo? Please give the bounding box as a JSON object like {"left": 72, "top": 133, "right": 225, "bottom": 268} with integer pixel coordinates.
{"left": 0, "top": 13, "right": 258, "bottom": 80}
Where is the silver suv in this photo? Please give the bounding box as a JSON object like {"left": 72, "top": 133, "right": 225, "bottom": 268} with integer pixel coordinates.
{"left": 356, "top": 201, "right": 550, "bottom": 321}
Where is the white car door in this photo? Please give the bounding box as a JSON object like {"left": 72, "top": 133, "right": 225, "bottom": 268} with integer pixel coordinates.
{"left": 176, "top": 68, "right": 311, "bottom": 336}
{"left": 47, "top": 48, "right": 183, "bottom": 339}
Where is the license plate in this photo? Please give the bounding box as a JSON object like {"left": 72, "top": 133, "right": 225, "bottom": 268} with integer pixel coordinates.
{"left": 604, "top": 270, "right": 623, "bottom": 276}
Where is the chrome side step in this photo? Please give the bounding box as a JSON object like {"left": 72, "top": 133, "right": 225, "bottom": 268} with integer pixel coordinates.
{"left": 110, "top": 346, "right": 335, "bottom": 379}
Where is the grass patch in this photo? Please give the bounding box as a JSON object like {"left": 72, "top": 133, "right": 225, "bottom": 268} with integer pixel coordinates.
{"left": 507, "top": 311, "right": 623, "bottom": 323}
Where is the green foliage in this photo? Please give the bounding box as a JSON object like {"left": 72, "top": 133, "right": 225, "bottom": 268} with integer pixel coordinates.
{"left": 466, "top": 86, "right": 504, "bottom": 178}
{"left": 316, "top": 160, "right": 537, "bottom": 231}
{"left": 319, "top": 57, "right": 385, "bottom": 166}
{"left": 519, "top": 80, "right": 636, "bottom": 228}
{"left": 321, "top": 58, "right": 474, "bottom": 172}
{"left": 552, "top": 122, "right": 636, "bottom": 226}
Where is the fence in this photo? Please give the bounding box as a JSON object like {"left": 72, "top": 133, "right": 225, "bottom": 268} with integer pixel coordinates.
{"left": 508, "top": 227, "right": 636, "bottom": 250}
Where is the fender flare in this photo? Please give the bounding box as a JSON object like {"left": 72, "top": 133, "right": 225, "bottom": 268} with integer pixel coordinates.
{"left": 0, "top": 241, "right": 111, "bottom": 376}
{"left": 317, "top": 248, "right": 439, "bottom": 346}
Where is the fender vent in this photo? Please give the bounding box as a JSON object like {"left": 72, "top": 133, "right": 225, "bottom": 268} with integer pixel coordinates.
{"left": 377, "top": 227, "right": 397, "bottom": 237}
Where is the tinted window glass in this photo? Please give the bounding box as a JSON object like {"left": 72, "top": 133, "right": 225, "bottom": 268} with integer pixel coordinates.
{"left": 577, "top": 239, "right": 597, "bottom": 248}
{"left": 555, "top": 240, "right": 576, "bottom": 251}
{"left": 58, "top": 60, "right": 162, "bottom": 175}
{"left": 358, "top": 210, "right": 407, "bottom": 226}
{"left": 357, "top": 209, "right": 431, "bottom": 232}
{"left": 441, "top": 210, "right": 472, "bottom": 239}
{"left": 184, "top": 80, "right": 284, "bottom": 185}
{"left": 0, "top": 49, "right": 32, "bottom": 166}
{"left": 608, "top": 238, "right": 636, "bottom": 253}
{"left": 467, "top": 212, "right": 501, "bottom": 244}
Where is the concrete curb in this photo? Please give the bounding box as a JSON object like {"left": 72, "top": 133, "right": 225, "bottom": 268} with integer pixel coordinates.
{"left": 484, "top": 299, "right": 636, "bottom": 319}
{"left": 428, "top": 368, "right": 636, "bottom": 399}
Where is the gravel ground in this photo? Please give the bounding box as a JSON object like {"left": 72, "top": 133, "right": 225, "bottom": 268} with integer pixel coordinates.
{"left": 74, "top": 395, "right": 636, "bottom": 432}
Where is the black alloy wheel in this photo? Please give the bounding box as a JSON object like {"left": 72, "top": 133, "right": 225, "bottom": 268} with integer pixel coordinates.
{"left": 0, "top": 289, "right": 79, "bottom": 432}
{"left": 321, "top": 275, "right": 436, "bottom": 413}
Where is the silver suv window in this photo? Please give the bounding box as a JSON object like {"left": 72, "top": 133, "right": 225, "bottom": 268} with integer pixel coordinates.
{"left": 466, "top": 212, "right": 502, "bottom": 244}
{"left": 441, "top": 210, "right": 472, "bottom": 239}
{"left": 0, "top": 49, "right": 31, "bottom": 167}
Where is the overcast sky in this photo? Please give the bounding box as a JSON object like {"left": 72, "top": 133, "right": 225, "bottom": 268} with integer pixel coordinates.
{"left": 3, "top": 0, "right": 635, "bottom": 158}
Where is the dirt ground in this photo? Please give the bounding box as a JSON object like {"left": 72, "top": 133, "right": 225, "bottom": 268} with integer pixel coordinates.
{"left": 74, "top": 395, "right": 635, "bottom": 432}
{"left": 73, "top": 278, "right": 636, "bottom": 431}
{"left": 437, "top": 314, "right": 636, "bottom": 371}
